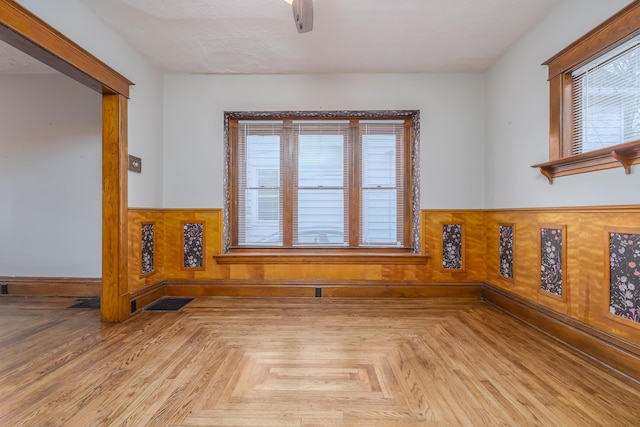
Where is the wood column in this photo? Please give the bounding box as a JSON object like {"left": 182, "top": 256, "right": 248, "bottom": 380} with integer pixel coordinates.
{"left": 102, "top": 94, "right": 129, "bottom": 322}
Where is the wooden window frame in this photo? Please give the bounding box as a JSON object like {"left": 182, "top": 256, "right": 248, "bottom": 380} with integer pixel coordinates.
{"left": 222, "top": 110, "right": 423, "bottom": 261}
{"left": 533, "top": 2, "right": 640, "bottom": 184}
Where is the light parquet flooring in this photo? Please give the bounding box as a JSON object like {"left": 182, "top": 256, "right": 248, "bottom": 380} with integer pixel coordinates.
{"left": 1, "top": 296, "right": 639, "bottom": 426}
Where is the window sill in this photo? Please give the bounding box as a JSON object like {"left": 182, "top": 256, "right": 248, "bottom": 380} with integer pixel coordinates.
{"left": 531, "top": 140, "right": 640, "bottom": 184}
{"left": 213, "top": 248, "right": 430, "bottom": 265}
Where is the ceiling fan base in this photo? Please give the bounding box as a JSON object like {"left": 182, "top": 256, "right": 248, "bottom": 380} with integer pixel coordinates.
{"left": 292, "top": 0, "right": 314, "bottom": 33}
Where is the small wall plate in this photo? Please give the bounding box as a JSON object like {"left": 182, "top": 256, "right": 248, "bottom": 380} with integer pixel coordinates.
{"left": 128, "top": 155, "right": 142, "bottom": 173}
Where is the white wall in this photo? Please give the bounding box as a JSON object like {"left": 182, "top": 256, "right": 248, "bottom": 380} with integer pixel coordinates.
{"left": 163, "top": 73, "right": 485, "bottom": 210}
{"left": 0, "top": 0, "right": 165, "bottom": 278}
{"left": 0, "top": 74, "right": 101, "bottom": 276}
{"left": 484, "top": 0, "right": 636, "bottom": 208}
{"left": 16, "top": 0, "right": 165, "bottom": 208}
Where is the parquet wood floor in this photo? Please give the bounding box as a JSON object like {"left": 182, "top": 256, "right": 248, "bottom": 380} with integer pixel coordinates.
{"left": 1, "top": 296, "right": 639, "bottom": 426}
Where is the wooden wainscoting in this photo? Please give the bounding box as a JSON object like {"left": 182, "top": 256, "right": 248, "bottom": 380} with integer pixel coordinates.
{"left": 421, "top": 210, "right": 487, "bottom": 281}
{"left": 126, "top": 208, "right": 223, "bottom": 312}
{"left": 422, "top": 206, "right": 640, "bottom": 383}
{"left": 162, "top": 208, "right": 224, "bottom": 279}
{"left": 128, "top": 209, "right": 165, "bottom": 294}
{"left": 484, "top": 205, "right": 640, "bottom": 347}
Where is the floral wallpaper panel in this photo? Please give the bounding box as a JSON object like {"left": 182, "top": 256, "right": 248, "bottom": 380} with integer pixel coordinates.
{"left": 540, "top": 227, "right": 563, "bottom": 297}
{"left": 499, "top": 225, "right": 514, "bottom": 280}
{"left": 609, "top": 232, "right": 640, "bottom": 323}
{"left": 184, "top": 223, "right": 204, "bottom": 269}
{"left": 442, "top": 224, "right": 463, "bottom": 270}
{"left": 141, "top": 223, "right": 155, "bottom": 275}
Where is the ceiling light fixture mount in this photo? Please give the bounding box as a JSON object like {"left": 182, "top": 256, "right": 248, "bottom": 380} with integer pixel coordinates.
{"left": 292, "top": 0, "right": 314, "bottom": 33}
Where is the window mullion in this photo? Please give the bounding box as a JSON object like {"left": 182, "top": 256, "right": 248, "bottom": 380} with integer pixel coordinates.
{"left": 349, "top": 119, "right": 360, "bottom": 247}
{"left": 282, "top": 120, "right": 294, "bottom": 247}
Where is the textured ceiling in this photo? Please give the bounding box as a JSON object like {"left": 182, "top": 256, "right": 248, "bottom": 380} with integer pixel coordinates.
{"left": 2, "top": 0, "right": 564, "bottom": 74}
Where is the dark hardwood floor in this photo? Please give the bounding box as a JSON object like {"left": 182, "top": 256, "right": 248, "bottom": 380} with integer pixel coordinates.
{"left": 1, "top": 296, "right": 639, "bottom": 426}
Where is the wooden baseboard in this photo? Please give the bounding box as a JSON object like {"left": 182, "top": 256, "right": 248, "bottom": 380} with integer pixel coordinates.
{"left": 128, "top": 280, "right": 166, "bottom": 313}
{"left": 165, "top": 279, "right": 483, "bottom": 299}
{"left": 482, "top": 283, "right": 640, "bottom": 385}
{"left": 0, "top": 277, "right": 101, "bottom": 297}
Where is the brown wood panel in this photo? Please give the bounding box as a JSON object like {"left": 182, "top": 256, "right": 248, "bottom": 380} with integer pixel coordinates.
{"left": 163, "top": 209, "right": 224, "bottom": 280}
{"left": 127, "top": 210, "right": 164, "bottom": 293}
{"left": 421, "top": 210, "right": 486, "bottom": 281}
{"left": 265, "top": 264, "right": 371, "bottom": 281}
{"left": 381, "top": 265, "right": 428, "bottom": 281}
{"left": 2, "top": 296, "right": 639, "bottom": 425}
{"left": 0, "top": 277, "right": 100, "bottom": 297}
{"left": 230, "top": 264, "right": 265, "bottom": 280}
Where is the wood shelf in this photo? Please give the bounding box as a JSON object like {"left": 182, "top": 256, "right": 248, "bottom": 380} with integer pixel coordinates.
{"left": 213, "top": 249, "right": 430, "bottom": 265}
{"left": 532, "top": 140, "right": 640, "bottom": 184}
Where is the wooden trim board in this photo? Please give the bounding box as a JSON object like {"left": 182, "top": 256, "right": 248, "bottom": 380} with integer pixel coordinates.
{"left": 0, "top": 277, "right": 101, "bottom": 297}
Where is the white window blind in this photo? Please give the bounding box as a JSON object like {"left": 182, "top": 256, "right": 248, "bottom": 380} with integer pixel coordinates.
{"left": 237, "top": 121, "right": 283, "bottom": 245}
{"left": 572, "top": 35, "right": 640, "bottom": 155}
{"left": 233, "top": 116, "right": 410, "bottom": 249}
{"left": 360, "top": 120, "right": 404, "bottom": 246}
{"left": 293, "top": 121, "right": 349, "bottom": 246}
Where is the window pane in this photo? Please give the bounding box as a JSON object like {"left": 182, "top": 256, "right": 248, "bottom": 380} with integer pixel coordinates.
{"left": 362, "top": 134, "right": 396, "bottom": 187}
{"left": 360, "top": 120, "right": 404, "bottom": 247}
{"left": 243, "top": 189, "right": 281, "bottom": 244}
{"left": 296, "top": 189, "right": 346, "bottom": 246}
{"left": 298, "top": 135, "right": 344, "bottom": 187}
{"left": 239, "top": 129, "right": 282, "bottom": 245}
{"left": 572, "top": 36, "right": 640, "bottom": 154}
{"left": 362, "top": 189, "right": 398, "bottom": 245}
{"left": 295, "top": 124, "right": 348, "bottom": 246}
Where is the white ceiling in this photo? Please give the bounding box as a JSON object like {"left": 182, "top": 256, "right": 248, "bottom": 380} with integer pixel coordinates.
{"left": 2, "top": 0, "right": 564, "bottom": 74}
